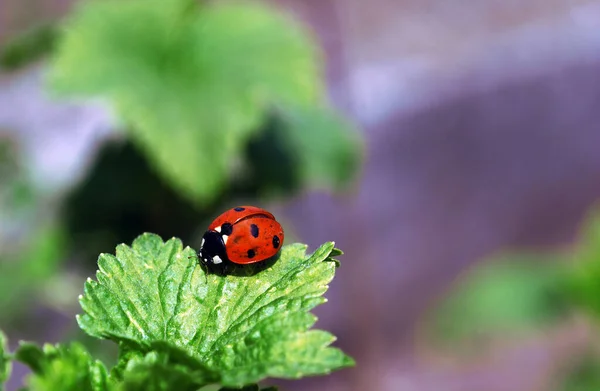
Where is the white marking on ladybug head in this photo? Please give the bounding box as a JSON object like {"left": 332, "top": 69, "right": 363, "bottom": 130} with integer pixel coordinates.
{"left": 215, "top": 226, "right": 221, "bottom": 233}
{"left": 222, "top": 235, "right": 229, "bottom": 244}
{"left": 212, "top": 255, "right": 223, "bottom": 264}
{"left": 201, "top": 238, "right": 205, "bottom": 247}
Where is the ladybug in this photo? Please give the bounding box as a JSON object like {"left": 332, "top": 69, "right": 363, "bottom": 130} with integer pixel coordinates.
{"left": 198, "top": 206, "right": 284, "bottom": 274}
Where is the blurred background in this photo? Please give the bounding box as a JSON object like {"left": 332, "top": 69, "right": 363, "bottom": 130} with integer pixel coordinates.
{"left": 2, "top": 0, "right": 600, "bottom": 390}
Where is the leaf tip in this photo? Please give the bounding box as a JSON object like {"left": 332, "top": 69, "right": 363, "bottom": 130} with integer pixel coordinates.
{"left": 342, "top": 355, "right": 356, "bottom": 367}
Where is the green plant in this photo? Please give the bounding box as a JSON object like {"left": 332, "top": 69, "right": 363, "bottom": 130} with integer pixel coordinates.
{"left": 422, "top": 252, "right": 568, "bottom": 346}
{"left": 0, "top": 330, "right": 10, "bottom": 391}
{"left": 422, "top": 205, "right": 600, "bottom": 390}
{"left": 48, "top": 0, "right": 361, "bottom": 204}
{"left": 0, "top": 139, "right": 70, "bottom": 321}
{"left": 0, "top": 0, "right": 363, "bottom": 329}
{"left": 0, "top": 233, "right": 354, "bottom": 389}
{"left": 0, "top": 24, "right": 58, "bottom": 70}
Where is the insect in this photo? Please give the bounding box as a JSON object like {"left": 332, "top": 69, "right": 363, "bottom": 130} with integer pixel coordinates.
{"left": 198, "top": 206, "right": 284, "bottom": 274}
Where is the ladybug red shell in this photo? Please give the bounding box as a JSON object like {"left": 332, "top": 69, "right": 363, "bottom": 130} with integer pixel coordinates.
{"left": 198, "top": 206, "right": 284, "bottom": 274}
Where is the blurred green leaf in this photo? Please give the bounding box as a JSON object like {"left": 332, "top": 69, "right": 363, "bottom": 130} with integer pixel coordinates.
{"left": 426, "top": 254, "right": 567, "bottom": 344}
{"left": 0, "top": 24, "right": 58, "bottom": 70}
{"left": 558, "top": 352, "right": 600, "bottom": 391}
{"left": 50, "top": 0, "right": 323, "bottom": 203}
{"left": 0, "top": 138, "right": 34, "bottom": 213}
{"left": 279, "top": 106, "right": 362, "bottom": 191}
{"left": 15, "top": 342, "right": 109, "bottom": 391}
{"left": 0, "top": 330, "right": 10, "bottom": 391}
{"left": 566, "top": 207, "right": 600, "bottom": 316}
{"left": 78, "top": 233, "right": 353, "bottom": 386}
{"left": 0, "top": 224, "right": 67, "bottom": 321}
{"left": 240, "top": 108, "right": 362, "bottom": 198}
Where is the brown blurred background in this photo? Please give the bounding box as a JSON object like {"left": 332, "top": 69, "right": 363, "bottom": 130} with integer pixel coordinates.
{"left": 2, "top": 1, "right": 600, "bottom": 390}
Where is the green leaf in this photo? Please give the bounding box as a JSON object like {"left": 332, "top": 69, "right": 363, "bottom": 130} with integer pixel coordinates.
{"left": 14, "top": 343, "right": 46, "bottom": 375}
{"left": 50, "top": 0, "right": 322, "bottom": 203}
{"left": 0, "top": 24, "right": 58, "bottom": 70}
{"left": 0, "top": 330, "right": 11, "bottom": 391}
{"left": 279, "top": 106, "right": 362, "bottom": 190}
{"left": 111, "top": 339, "right": 218, "bottom": 389}
{"left": 558, "top": 351, "right": 600, "bottom": 391}
{"left": 78, "top": 233, "right": 353, "bottom": 386}
{"left": 566, "top": 207, "right": 600, "bottom": 316}
{"left": 0, "top": 224, "right": 67, "bottom": 321}
{"left": 15, "top": 342, "right": 109, "bottom": 391}
{"left": 118, "top": 347, "right": 217, "bottom": 391}
{"left": 425, "top": 253, "right": 567, "bottom": 345}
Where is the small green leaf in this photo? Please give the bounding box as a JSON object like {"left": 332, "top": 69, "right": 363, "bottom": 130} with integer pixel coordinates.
{"left": 0, "top": 24, "right": 58, "bottom": 70}
{"left": 0, "top": 224, "right": 67, "bottom": 321}
{"left": 111, "top": 339, "right": 218, "bottom": 388}
{"left": 79, "top": 233, "right": 353, "bottom": 386}
{"left": 109, "top": 341, "right": 144, "bottom": 381}
{"left": 566, "top": 207, "right": 600, "bottom": 316}
{"left": 278, "top": 106, "right": 362, "bottom": 190}
{"left": 425, "top": 254, "right": 567, "bottom": 345}
{"left": 0, "top": 330, "right": 11, "bottom": 391}
{"left": 50, "top": 0, "right": 322, "bottom": 203}
{"left": 558, "top": 351, "right": 600, "bottom": 391}
{"left": 14, "top": 343, "right": 46, "bottom": 375}
{"left": 15, "top": 342, "right": 109, "bottom": 391}
{"left": 119, "top": 347, "right": 216, "bottom": 391}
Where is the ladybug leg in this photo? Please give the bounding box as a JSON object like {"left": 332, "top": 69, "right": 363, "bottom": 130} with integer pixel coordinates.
{"left": 221, "top": 261, "right": 232, "bottom": 276}
{"left": 200, "top": 262, "right": 209, "bottom": 283}
{"left": 206, "top": 259, "right": 228, "bottom": 276}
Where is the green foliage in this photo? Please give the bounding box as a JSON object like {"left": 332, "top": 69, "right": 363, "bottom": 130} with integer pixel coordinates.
{"left": 0, "top": 138, "right": 35, "bottom": 213}
{"left": 15, "top": 342, "right": 109, "bottom": 391}
{"left": 117, "top": 348, "right": 217, "bottom": 391}
{"left": 0, "top": 330, "right": 10, "bottom": 391}
{"left": 426, "top": 253, "right": 567, "bottom": 345}
{"left": 49, "top": 0, "right": 361, "bottom": 204}
{"left": 559, "top": 208, "right": 600, "bottom": 390}
{"left": 79, "top": 233, "right": 353, "bottom": 386}
{"left": 277, "top": 106, "right": 362, "bottom": 191}
{"left": 559, "top": 352, "right": 600, "bottom": 391}
{"left": 0, "top": 24, "right": 58, "bottom": 70}
{"left": 0, "top": 224, "right": 67, "bottom": 321}
{"left": 3, "top": 1, "right": 358, "bottom": 387}
{"left": 0, "top": 139, "right": 69, "bottom": 320}
{"left": 0, "top": 233, "right": 351, "bottom": 389}
{"left": 422, "top": 206, "right": 600, "bottom": 388}
{"left": 566, "top": 208, "right": 600, "bottom": 316}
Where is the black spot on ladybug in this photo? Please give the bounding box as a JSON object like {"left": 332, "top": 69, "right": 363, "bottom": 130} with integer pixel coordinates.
{"left": 250, "top": 224, "right": 259, "bottom": 238}
{"left": 247, "top": 249, "right": 256, "bottom": 258}
{"left": 272, "top": 235, "right": 280, "bottom": 249}
{"left": 234, "top": 207, "right": 245, "bottom": 212}
{"left": 221, "top": 223, "right": 233, "bottom": 236}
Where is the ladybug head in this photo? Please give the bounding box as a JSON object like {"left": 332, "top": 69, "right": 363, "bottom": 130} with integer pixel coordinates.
{"left": 198, "top": 230, "right": 228, "bottom": 266}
